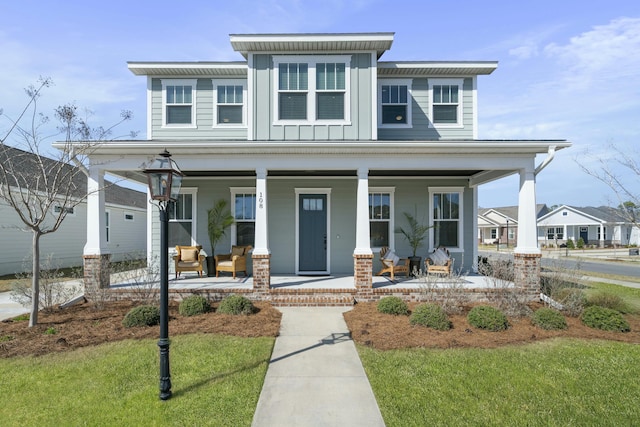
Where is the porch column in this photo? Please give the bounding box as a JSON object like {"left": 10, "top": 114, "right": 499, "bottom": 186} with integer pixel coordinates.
{"left": 599, "top": 225, "right": 605, "bottom": 248}
{"left": 252, "top": 168, "right": 270, "bottom": 294}
{"left": 83, "top": 166, "right": 111, "bottom": 297}
{"left": 514, "top": 163, "right": 541, "bottom": 300}
{"left": 354, "top": 168, "right": 373, "bottom": 301}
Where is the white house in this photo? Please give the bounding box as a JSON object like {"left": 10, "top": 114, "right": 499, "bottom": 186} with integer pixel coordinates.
{"left": 0, "top": 146, "right": 147, "bottom": 276}
{"left": 478, "top": 205, "right": 549, "bottom": 246}
{"left": 537, "top": 205, "right": 640, "bottom": 247}
{"left": 58, "top": 32, "right": 570, "bottom": 303}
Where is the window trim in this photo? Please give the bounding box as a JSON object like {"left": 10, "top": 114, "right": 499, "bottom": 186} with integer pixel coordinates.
{"left": 168, "top": 187, "right": 198, "bottom": 247}
{"left": 378, "top": 79, "right": 413, "bottom": 129}
{"left": 369, "top": 187, "right": 396, "bottom": 250}
{"left": 230, "top": 187, "right": 256, "bottom": 247}
{"left": 212, "top": 78, "right": 247, "bottom": 128}
{"left": 428, "top": 78, "right": 463, "bottom": 129}
{"left": 161, "top": 79, "right": 197, "bottom": 128}
{"left": 105, "top": 210, "right": 111, "bottom": 244}
{"left": 428, "top": 186, "right": 464, "bottom": 251}
{"left": 273, "top": 55, "right": 351, "bottom": 126}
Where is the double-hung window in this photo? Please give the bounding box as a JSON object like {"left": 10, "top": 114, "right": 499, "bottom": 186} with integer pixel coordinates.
{"left": 430, "top": 187, "right": 463, "bottom": 249}
{"left": 231, "top": 188, "right": 256, "bottom": 247}
{"left": 429, "top": 78, "right": 463, "bottom": 127}
{"left": 162, "top": 79, "right": 197, "bottom": 127}
{"left": 379, "top": 79, "right": 412, "bottom": 127}
{"left": 168, "top": 189, "right": 197, "bottom": 247}
{"left": 213, "top": 79, "right": 246, "bottom": 126}
{"left": 274, "top": 56, "right": 350, "bottom": 124}
{"left": 369, "top": 188, "right": 394, "bottom": 248}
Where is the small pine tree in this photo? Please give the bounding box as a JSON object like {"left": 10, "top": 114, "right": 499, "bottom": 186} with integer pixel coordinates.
{"left": 577, "top": 238, "right": 585, "bottom": 249}
{"left": 566, "top": 239, "right": 575, "bottom": 249}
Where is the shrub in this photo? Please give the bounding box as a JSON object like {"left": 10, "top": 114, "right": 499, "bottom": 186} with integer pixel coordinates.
{"left": 577, "top": 238, "right": 585, "bottom": 249}
{"left": 581, "top": 306, "right": 630, "bottom": 332}
{"left": 587, "top": 292, "right": 631, "bottom": 314}
{"left": 179, "top": 295, "right": 210, "bottom": 317}
{"left": 467, "top": 305, "right": 509, "bottom": 331}
{"left": 377, "top": 296, "right": 409, "bottom": 316}
{"left": 44, "top": 327, "right": 57, "bottom": 335}
{"left": 218, "top": 295, "right": 254, "bottom": 315}
{"left": 566, "top": 239, "right": 575, "bottom": 249}
{"left": 552, "top": 287, "right": 587, "bottom": 317}
{"left": 410, "top": 303, "right": 451, "bottom": 330}
{"left": 122, "top": 305, "right": 160, "bottom": 327}
{"left": 531, "top": 307, "right": 567, "bottom": 330}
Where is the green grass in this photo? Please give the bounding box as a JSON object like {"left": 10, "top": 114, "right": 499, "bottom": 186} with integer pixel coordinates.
{"left": 0, "top": 334, "right": 274, "bottom": 426}
{"left": 583, "top": 282, "right": 640, "bottom": 314}
{"left": 359, "top": 339, "right": 640, "bottom": 426}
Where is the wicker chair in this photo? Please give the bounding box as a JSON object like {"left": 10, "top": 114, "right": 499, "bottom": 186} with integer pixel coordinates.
{"left": 425, "top": 246, "right": 452, "bottom": 276}
{"left": 173, "top": 245, "right": 205, "bottom": 278}
{"left": 376, "top": 246, "right": 410, "bottom": 280}
{"left": 215, "top": 245, "right": 252, "bottom": 279}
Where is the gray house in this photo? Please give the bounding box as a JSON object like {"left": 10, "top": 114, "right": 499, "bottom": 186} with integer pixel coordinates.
{"left": 478, "top": 205, "right": 549, "bottom": 246}
{"left": 61, "top": 32, "right": 570, "bottom": 303}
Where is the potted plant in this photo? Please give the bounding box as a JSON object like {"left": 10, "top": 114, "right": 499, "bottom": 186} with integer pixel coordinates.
{"left": 206, "top": 199, "right": 235, "bottom": 277}
{"left": 398, "top": 210, "right": 431, "bottom": 275}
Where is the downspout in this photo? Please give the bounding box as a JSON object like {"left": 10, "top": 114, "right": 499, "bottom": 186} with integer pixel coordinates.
{"left": 534, "top": 145, "right": 556, "bottom": 176}
{"left": 69, "top": 146, "right": 90, "bottom": 177}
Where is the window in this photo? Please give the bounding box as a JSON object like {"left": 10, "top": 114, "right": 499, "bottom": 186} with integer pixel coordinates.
{"left": 598, "top": 227, "right": 607, "bottom": 240}
{"left": 369, "top": 188, "right": 394, "bottom": 248}
{"left": 213, "top": 79, "right": 246, "bottom": 126}
{"left": 429, "top": 79, "right": 463, "bottom": 127}
{"left": 232, "top": 189, "right": 256, "bottom": 247}
{"left": 105, "top": 211, "right": 110, "bottom": 243}
{"left": 379, "top": 79, "right": 412, "bottom": 127}
{"left": 547, "top": 227, "right": 563, "bottom": 240}
{"left": 54, "top": 205, "right": 75, "bottom": 215}
{"left": 161, "top": 79, "right": 196, "bottom": 127}
{"left": 490, "top": 228, "right": 497, "bottom": 239}
{"left": 124, "top": 212, "right": 134, "bottom": 221}
{"left": 430, "top": 188, "right": 463, "bottom": 249}
{"left": 274, "top": 56, "right": 350, "bottom": 124}
{"left": 508, "top": 227, "right": 516, "bottom": 240}
{"left": 168, "top": 190, "right": 196, "bottom": 247}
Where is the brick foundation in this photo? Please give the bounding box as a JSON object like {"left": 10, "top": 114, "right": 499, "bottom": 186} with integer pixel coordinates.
{"left": 83, "top": 254, "right": 111, "bottom": 300}
{"left": 513, "top": 252, "right": 542, "bottom": 301}
{"left": 252, "top": 254, "right": 271, "bottom": 299}
{"left": 354, "top": 254, "right": 374, "bottom": 302}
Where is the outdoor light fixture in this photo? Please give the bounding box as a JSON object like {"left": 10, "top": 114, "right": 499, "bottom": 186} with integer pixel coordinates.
{"left": 143, "top": 149, "right": 184, "bottom": 401}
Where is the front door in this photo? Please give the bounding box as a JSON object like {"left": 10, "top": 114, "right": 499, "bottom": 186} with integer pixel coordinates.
{"left": 298, "top": 194, "right": 327, "bottom": 273}
{"left": 580, "top": 227, "right": 589, "bottom": 244}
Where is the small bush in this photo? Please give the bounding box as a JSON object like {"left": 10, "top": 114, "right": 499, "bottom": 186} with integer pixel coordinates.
{"left": 566, "top": 239, "right": 575, "bottom": 249}
{"left": 531, "top": 307, "right": 567, "bottom": 330}
{"left": 122, "top": 305, "right": 160, "bottom": 327}
{"left": 377, "top": 296, "right": 409, "bottom": 316}
{"left": 44, "top": 327, "right": 57, "bottom": 335}
{"left": 467, "top": 305, "right": 509, "bottom": 331}
{"left": 218, "top": 295, "right": 254, "bottom": 315}
{"left": 581, "top": 306, "right": 630, "bottom": 332}
{"left": 552, "top": 288, "right": 587, "bottom": 317}
{"left": 179, "top": 295, "right": 210, "bottom": 317}
{"left": 587, "top": 292, "right": 631, "bottom": 314}
{"left": 576, "top": 238, "right": 585, "bottom": 249}
{"left": 410, "top": 303, "right": 451, "bottom": 330}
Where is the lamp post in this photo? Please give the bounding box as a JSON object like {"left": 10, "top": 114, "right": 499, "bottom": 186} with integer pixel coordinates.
{"left": 506, "top": 220, "right": 509, "bottom": 249}
{"left": 143, "top": 149, "right": 184, "bottom": 401}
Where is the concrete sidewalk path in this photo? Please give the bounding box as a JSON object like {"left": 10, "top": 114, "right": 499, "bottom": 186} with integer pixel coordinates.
{"left": 252, "top": 307, "right": 385, "bottom": 427}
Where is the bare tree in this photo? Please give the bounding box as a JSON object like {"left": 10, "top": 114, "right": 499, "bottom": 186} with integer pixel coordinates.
{"left": 578, "top": 144, "right": 640, "bottom": 227}
{"left": 0, "top": 78, "right": 134, "bottom": 326}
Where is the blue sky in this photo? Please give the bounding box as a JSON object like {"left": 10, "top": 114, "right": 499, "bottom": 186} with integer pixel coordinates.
{"left": 1, "top": 0, "right": 639, "bottom": 209}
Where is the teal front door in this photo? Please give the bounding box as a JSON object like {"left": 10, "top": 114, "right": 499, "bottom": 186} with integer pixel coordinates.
{"left": 299, "top": 194, "right": 327, "bottom": 273}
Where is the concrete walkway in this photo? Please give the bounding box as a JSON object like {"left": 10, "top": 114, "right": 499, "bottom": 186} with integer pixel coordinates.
{"left": 252, "top": 307, "right": 385, "bottom": 427}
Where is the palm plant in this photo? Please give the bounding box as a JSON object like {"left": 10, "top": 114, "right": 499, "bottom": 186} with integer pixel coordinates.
{"left": 207, "top": 199, "right": 235, "bottom": 257}
{"left": 399, "top": 210, "right": 431, "bottom": 257}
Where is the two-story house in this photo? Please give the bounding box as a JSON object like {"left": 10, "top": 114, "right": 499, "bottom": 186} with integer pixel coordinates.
{"left": 63, "top": 32, "right": 570, "bottom": 304}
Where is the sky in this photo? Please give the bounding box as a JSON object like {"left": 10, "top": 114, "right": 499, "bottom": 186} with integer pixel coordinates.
{"left": 1, "top": 0, "right": 639, "bottom": 209}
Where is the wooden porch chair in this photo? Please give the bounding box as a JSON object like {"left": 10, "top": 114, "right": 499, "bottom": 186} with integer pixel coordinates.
{"left": 173, "top": 245, "right": 205, "bottom": 278}
{"left": 425, "top": 246, "right": 452, "bottom": 276}
{"left": 215, "top": 245, "right": 252, "bottom": 279}
{"left": 376, "top": 246, "right": 410, "bottom": 280}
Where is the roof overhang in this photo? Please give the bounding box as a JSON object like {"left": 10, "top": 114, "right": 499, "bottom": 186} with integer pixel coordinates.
{"left": 230, "top": 32, "right": 395, "bottom": 58}
{"left": 378, "top": 61, "right": 498, "bottom": 76}
{"left": 128, "top": 62, "right": 247, "bottom": 77}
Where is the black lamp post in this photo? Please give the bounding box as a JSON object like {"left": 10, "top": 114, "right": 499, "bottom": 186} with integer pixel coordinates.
{"left": 506, "top": 220, "right": 510, "bottom": 249}
{"left": 143, "top": 149, "right": 184, "bottom": 401}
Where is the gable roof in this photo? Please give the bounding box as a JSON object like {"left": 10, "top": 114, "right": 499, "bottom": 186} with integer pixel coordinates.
{"left": 538, "top": 205, "right": 629, "bottom": 224}
{"left": 478, "top": 205, "right": 549, "bottom": 224}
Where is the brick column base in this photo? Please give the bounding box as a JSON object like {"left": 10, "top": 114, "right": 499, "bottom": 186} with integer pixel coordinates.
{"left": 83, "top": 254, "right": 111, "bottom": 300}
{"left": 252, "top": 254, "right": 271, "bottom": 300}
{"left": 354, "top": 254, "right": 374, "bottom": 302}
{"left": 513, "top": 252, "right": 541, "bottom": 301}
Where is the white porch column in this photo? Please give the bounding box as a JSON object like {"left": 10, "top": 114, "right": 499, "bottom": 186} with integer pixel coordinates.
{"left": 84, "top": 166, "right": 109, "bottom": 256}
{"left": 253, "top": 168, "right": 270, "bottom": 256}
{"left": 599, "top": 225, "right": 605, "bottom": 248}
{"left": 515, "top": 163, "right": 540, "bottom": 255}
{"left": 354, "top": 167, "right": 372, "bottom": 255}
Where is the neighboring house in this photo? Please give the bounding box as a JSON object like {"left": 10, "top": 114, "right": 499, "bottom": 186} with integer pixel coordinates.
{"left": 478, "top": 205, "right": 549, "bottom": 246}
{"left": 60, "top": 32, "right": 570, "bottom": 301}
{"left": 0, "top": 146, "right": 147, "bottom": 276}
{"left": 537, "top": 205, "right": 640, "bottom": 247}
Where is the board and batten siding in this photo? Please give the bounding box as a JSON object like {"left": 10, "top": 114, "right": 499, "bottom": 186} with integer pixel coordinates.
{"left": 150, "top": 78, "right": 248, "bottom": 140}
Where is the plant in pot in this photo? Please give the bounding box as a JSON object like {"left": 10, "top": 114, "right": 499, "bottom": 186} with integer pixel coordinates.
{"left": 206, "top": 199, "right": 235, "bottom": 277}
{"left": 398, "top": 210, "right": 431, "bottom": 275}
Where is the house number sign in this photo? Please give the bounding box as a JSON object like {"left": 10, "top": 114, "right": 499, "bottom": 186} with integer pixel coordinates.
{"left": 258, "top": 192, "right": 264, "bottom": 209}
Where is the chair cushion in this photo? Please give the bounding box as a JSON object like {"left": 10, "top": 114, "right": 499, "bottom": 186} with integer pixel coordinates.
{"left": 178, "top": 261, "right": 201, "bottom": 267}
{"left": 429, "top": 248, "right": 449, "bottom": 266}
{"left": 232, "top": 246, "right": 245, "bottom": 256}
{"left": 217, "top": 261, "right": 233, "bottom": 267}
{"left": 383, "top": 250, "right": 400, "bottom": 266}
{"left": 181, "top": 249, "right": 199, "bottom": 262}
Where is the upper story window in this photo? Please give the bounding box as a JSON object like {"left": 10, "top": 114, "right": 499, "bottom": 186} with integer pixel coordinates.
{"left": 378, "top": 79, "right": 412, "bottom": 128}
{"left": 429, "top": 79, "right": 463, "bottom": 128}
{"left": 161, "top": 79, "right": 197, "bottom": 128}
{"left": 274, "top": 55, "right": 351, "bottom": 125}
{"left": 213, "top": 79, "right": 247, "bottom": 127}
